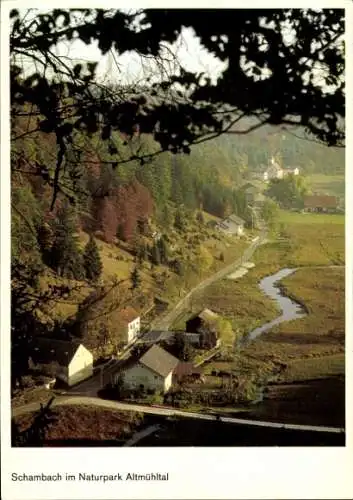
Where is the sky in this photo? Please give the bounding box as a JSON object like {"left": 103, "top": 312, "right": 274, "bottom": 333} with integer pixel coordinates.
{"left": 62, "top": 26, "right": 229, "bottom": 85}
{"left": 12, "top": 8, "right": 343, "bottom": 93}
{"left": 14, "top": 9, "right": 229, "bottom": 86}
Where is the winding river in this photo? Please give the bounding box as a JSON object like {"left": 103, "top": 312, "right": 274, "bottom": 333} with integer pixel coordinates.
{"left": 245, "top": 268, "right": 307, "bottom": 343}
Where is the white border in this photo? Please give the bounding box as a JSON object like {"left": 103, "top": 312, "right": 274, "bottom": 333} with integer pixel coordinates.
{"left": 1, "top": 1, "right": 353, "bottom": 499}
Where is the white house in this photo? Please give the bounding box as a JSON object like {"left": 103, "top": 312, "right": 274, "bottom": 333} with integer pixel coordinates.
{"left": 30, "top": 338, "right": 94, "bottom": 387}
{"left": 264, "top": 157, "right": 284, "bottom": 181}
{"left": 117, "top": 306, "right": 141, "bottom": 344}
{"left": 216, "top": 214, "right": 245, "bottom": 236}
{"left": 285, "top": 167, "right": 300, "bottom": 176}
{"left": 116, "top": 344, "right": 179, "bottom": 393}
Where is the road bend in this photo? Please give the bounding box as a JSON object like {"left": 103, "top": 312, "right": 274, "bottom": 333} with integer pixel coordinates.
{"left": 12, "top": 395, "right": 344, "bottom": 434}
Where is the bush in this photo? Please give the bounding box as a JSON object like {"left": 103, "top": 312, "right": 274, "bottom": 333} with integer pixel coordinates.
{"left": 21, "top": 376, "right": 36, "bottom": 389}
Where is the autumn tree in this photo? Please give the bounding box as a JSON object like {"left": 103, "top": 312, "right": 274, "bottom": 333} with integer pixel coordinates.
{"left": 266, "top": 174, "right": 309, "bottom": 209}
{"left": 196, "top": 246, "right": 213, "bottom": 273}
{"left": 196, "top": 211, "right": 204, "bottom": 225}
{"left": 93, "top": 198, "right": 118, "bottom": 243}
{"left": 261, "top": 198, "right": 280, "bottom": 232}
{"left": 12, "top": 179, "right": 42, "bottom": 268}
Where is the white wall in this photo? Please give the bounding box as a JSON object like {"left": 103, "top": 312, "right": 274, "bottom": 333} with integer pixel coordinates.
{"left": 127, "top": 317, "right": 140, "bottom": 343}
{"left": 164, "top": 371, "right": 173, "bottom": 392}
{"left": 68, "top": 344, "right": 94, "bottom": 386}
{"left": 121, "top": 362, "right": 166, "bottom": 392}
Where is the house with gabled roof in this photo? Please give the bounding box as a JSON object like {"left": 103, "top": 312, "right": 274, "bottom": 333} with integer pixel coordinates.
{"left": 116, "top": 344, "right": 179, "bottom": 393}
{"left": 216, "top": 214, "right": 245, "bottom": 236}
{"left": 304, "top": 195, "right": 338, "bottom": 213}
{"left": 29, "top": 337, "right": 93, "bottom": 387}
{"left": 186, "top": 308, "right": 219, "bottom": 332}
{"left": 185, "top": 309, "right": 220, "bottom": 349}
{"left": 116, "top": 306, "right": 141, "bottom": 344}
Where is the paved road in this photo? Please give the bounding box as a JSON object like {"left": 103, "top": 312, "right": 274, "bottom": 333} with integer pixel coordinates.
{"left": 150, "top": 228, "right": 267, "bottom": 331}
{"left": 69, "top": 342, "right": 139, "bottom": 395}
{"left": 12, "top": 395, "right": 344, "bottom": 434}
{"left": 123, "top": 424, "right": 161, "bottom": 447}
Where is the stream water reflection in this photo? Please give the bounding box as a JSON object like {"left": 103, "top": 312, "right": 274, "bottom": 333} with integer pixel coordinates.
{"left": 246, "top": 268, "right": 306, "bottom": 343}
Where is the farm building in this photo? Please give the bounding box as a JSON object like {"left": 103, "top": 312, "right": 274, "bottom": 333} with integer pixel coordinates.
{"left": 116, "top": 344, "right": 179, "bottom": 393}
{"left": 186, "top": 309, "right": 219, "bottom": 349}
{"left": 303, "top": 195, "right": 338, "bottom": 213}
{"left": 29, "top": 338, "right": 94, "bottom": 387}
{"left": 173, "top": 362, "right": 202, "bottom": 384}
{"left": 216, "top": 214, "right": 245, "bottom": 236}
{"left": 186, "top": 308, "right": 219, "bottom": 332}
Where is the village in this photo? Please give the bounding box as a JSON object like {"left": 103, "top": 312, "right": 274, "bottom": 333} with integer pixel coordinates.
{"left": 19, "top": 156, "right": 342, "bottom": 413}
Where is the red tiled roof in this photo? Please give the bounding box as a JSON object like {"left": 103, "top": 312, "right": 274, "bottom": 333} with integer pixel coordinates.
{"left": 304, "top": 195, "right": 338, "bottom": 208}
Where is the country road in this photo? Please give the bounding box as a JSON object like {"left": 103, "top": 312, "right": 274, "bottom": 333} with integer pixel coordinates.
{"left": 12, "top": 395, "right": 344, "bottom": 434}
{"left": 150, "top": 226, "right": 267, "bottom": 331}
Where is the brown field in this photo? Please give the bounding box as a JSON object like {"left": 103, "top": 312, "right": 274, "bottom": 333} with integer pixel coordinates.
{"left": 13, "top": 405, "right": 143, "bottom": 446}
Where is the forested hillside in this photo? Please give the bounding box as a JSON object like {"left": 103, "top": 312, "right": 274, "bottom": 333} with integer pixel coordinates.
{"left": 214, "top": 121, "right": 345, "bottom": 175}
{"left": 11, "top": 96, "right": 344, "bottom": 385}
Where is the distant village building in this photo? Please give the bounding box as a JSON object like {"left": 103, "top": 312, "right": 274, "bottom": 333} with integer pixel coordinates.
{"left": 115, "top": 344, "right": 179, "bottom": 393}
{"left": 116, "top": 306, "right": 141, "bottom": 345}
{"left": 303, "top": 195, "right": 338, "bottom": 213}
{"left": 286, "top": 167, "right": 300, "bottom": 176}
{"left": 216, "top": 214, "right": 245, "bottom": 236}
{"left": 29, "top": 338, "right": 94, "bottom": 387}
{"left": 262, "top": 157, "right": 299, "bottom": 182}
{"left": 263, "top": 156, "right": 284, "bottom": 181}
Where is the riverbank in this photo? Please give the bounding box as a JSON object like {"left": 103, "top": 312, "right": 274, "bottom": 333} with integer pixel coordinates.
{"left": 244, "top": 268, "right": 307, "bottom": 343}
{"left": 196, "top": 211, "right": 345, "bottom": 426}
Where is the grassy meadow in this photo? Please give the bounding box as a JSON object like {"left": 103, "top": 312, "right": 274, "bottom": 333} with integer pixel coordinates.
{"left": 307, "top": 173, "right": 345, "bottom": 202}
{"left": 197, "top": 210, "right": 345, "bottom": 425}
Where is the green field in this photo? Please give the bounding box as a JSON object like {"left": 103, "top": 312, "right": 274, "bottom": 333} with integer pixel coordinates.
{"left": 307, "top": 174, "right": 345, "bottom": 201}
{"left": 256, "top": 210, "right": 345, "bottom": 271}
{"left": 197, "top": 210, "right": 345, "bottom": 425}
